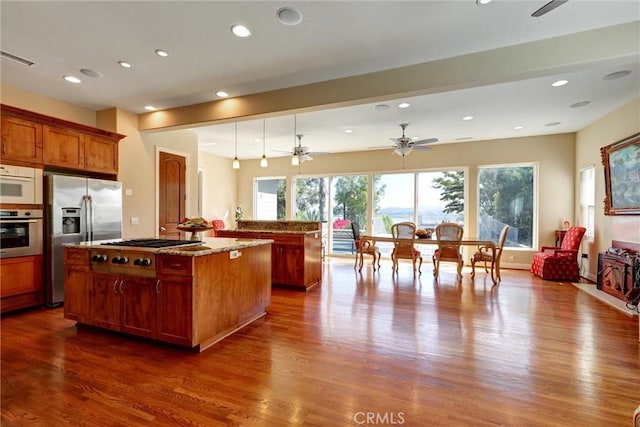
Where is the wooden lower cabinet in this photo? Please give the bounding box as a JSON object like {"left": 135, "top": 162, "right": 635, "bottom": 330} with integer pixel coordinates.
{"left": 64, "top": 264, "right": 91, "bottom": 322}
{"left": 217, "top": 230, "right": 322, "bottom": 290}
{"left": 63, "top": 243, "right": 271, "bottom": 351}
{"left": 90, "top": 272, "right": 157, "bottom": 338}
{"left": 0, "top": 255, "right": 43, "bottom": 313}
{"left": 273, "top": 243, "right": 304, "bottom": 286}
{"left": 156, "top": 273, "right": 193, "bottom": 346}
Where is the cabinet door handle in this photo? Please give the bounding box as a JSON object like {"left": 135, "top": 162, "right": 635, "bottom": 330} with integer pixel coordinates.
{"left": 113, "top": 279, "right": 119, "bottom": 294}
{"left": 155, "top": 279, "right": 160, "bottom": 294}
{"left": 119, "top": 280, "right": 125, "bottom": 294}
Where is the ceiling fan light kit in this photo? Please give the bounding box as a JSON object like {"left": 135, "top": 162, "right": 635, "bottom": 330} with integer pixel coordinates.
{"left": 389, "top": 123, "right": 437, "bottom": 157}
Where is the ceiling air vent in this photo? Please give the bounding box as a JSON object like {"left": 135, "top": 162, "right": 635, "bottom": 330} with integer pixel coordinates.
{"left": 0, "top": 51, "right": 36, "bottom": 66}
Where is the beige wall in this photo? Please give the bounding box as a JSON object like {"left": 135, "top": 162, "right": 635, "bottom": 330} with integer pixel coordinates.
{"left": 236, "top": 133, "right": 576, "bottom": 269}
{"left": 576, "top": 97, "right": 640, "bottom": 280}
{"left": 198, "top": 151, "right": 238, "bottom": 229}
{"left": 1, "top": 84, "right": 96, "bottom": 127}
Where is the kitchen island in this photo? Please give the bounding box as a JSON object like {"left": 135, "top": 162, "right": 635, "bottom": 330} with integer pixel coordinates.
{"left": 63, "top": 237, "right": 271, "bottom": 352}
{"left": 216, "top": 220, "right": 322, "bottom": 290}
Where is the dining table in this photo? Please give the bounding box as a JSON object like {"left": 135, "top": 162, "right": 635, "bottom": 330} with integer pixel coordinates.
{"left": 360, "top": 234, "right": 499, "bottom": 284}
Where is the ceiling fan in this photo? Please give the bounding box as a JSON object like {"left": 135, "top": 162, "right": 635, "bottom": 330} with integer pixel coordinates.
{"left": 273, "top": 134, "right": 328, "bottom": 164}
{"left": 387, "top": 123, "right": 438, "bottom": 158}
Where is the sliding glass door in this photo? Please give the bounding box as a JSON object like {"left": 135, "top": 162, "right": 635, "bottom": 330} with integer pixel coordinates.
{"left": 331, "top": 175, "right": 368, "bottom": 254}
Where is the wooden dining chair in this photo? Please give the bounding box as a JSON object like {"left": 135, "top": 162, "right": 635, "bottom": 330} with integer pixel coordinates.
{"left": 433, "top": 222, "right": 464, "bottom": 281}
{"left": 391, "top": 222, "right": 422, "bottom": 276}
{"left": 470, "top": 224, "right": 509, "bottom": 282}
{"left": 351, "top": 222, "right": 380, "bottom": 272}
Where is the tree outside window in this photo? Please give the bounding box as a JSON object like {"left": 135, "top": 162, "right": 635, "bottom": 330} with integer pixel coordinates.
{"left": 478, "top": 165, "right": 534, "bottom": 248}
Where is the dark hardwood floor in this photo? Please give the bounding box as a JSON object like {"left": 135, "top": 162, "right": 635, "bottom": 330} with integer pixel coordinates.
{"left": 2, "top": 258, "right": 639, "bottom": 426}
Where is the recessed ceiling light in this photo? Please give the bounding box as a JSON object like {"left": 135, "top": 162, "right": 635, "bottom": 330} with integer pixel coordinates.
{"left": 545, "top": 122, "right": 561, "bottom": 127}
{"left": 344, "top": 129, "right": 353, "bottom": 134}
{"left": 231, "top": 25, "right": 252, "bottom": 38}
{"left": 374, "top": 104, "right": 390, "bottom": 111}
{"left": 513, "top": 125, "right": 525, "bottom": 130}
{"left": 253, "top": 138, "right": 262, "bottom": 143}
{"left": 603, "top": 70, "right": 631, "bottom": 81}
{"left": 570, "top": 101, "right": 590, "bottom": 108}
{"left": 155, "top": 49, "right": 169, "bottom": 57}
{"left": 144, "top": 105, "right": 157, "bottom": 111}
{"left": 462, "top": 116, "right": 474, "bottom": 121}
{"left": 551, "top": 79, "right": 568, "bottom": 87}
{"left": 398, "top": 102, "right": 410, "bottom": 109}
{"left": 118, "top": 61, "right": 132, "bottom": 68}
{"left": 63, "top": 75, "right": 81, "bottom": 84}
{"left": 476, "top": 0, "right": 492, "bottom": 5}
{"left": 80, "top": 68, "right": 103, "bottom": 78}
{"left": 216, "top": 91, "right": 229, "bottom": 98}
{"left": 276, "top": 7, "right": 303, "bottom": 25}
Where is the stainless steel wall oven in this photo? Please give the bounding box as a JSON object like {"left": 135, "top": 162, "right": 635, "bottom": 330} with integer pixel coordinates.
{"left": 0, "top": 209, "right": 43, "bottom": 258}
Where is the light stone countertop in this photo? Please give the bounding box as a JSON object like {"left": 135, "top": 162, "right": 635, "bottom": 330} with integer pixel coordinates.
{"left": 63, "top": 237, "right": 273, "bottom": 257}
{"left": 219, "top": 229, "right": 320, "bottom": 235}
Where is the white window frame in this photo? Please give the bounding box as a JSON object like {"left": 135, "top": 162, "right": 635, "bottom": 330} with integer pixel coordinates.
{"left": 579, "top": 165, "right": 595, "bottom": 241}
{"left": 476, "top": 162, "right": 538, "bottom": 250}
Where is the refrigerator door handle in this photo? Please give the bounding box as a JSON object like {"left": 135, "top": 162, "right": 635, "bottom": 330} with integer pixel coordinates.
{"left": 88, "top": 196, "right": 94, "bottom": 241}
{"left": 82, "top": 195, "right": 90, "bottom": 241}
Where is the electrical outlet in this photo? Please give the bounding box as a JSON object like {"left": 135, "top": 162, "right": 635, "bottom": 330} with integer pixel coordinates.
{"left": 581, "top": 254, "right": 588, "bottom": 259}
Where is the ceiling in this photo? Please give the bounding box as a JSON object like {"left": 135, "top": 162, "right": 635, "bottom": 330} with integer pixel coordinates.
{"left": 1, "top": 1, "right": 639, "bottom": 160}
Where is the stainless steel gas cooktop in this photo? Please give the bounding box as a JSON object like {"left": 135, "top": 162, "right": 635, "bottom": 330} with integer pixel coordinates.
{"left": 100, "top": 238, "right": 201, "bottom": 248}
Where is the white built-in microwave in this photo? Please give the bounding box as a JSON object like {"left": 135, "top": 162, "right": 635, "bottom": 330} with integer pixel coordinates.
{"left": 0, "top": 164, "right": 43, "bottom": 205}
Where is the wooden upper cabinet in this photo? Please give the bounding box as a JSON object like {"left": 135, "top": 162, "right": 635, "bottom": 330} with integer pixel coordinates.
{"left": 85, "top": 134, "right": 118, "bottom": 174}
{"left": 0, "top": 115, "right": 43, "bottom": 166}
{"left": 1, "top": 105, "right": 124, "bottom": 174}
{"left": 43, "top": 125, "right": 85, "bottom": 169}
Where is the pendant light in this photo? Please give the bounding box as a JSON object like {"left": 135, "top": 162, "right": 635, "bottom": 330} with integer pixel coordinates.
{"left": 232, "top": 122, "right": 240, "bottom": 169}
{"left": 291, "top": 114, "right": 299, "bottom": 166}
{"left": 260, "top": 119, "right": 268, "bottom": 168}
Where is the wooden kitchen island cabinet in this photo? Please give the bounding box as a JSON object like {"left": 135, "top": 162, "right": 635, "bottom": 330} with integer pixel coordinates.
{"left": 217, "top": 220, "right": 322, "bottom": 290}
{"left": 63, "top": 238, "right": 272, "bottom": 352}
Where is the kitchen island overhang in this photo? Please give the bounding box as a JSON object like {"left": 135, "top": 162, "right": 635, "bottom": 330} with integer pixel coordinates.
{"left": 63, "top": 237, "right": 272, "bottom": 352}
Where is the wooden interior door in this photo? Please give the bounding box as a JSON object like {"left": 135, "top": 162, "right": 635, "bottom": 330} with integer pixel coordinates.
{"left": 158, "top": 151, "right": 186, "bottom": 239}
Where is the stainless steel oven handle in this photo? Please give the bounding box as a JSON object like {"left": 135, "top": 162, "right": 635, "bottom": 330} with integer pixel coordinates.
{"left": 0, "top": 219, "right": 41, "bottom": 223}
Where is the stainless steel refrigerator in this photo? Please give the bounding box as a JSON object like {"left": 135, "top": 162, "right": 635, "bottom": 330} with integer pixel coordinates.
{"left": 45, "top": 175, "right": 122, "bottom": 306}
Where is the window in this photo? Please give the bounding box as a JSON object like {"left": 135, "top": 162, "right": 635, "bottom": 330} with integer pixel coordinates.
{"left": 477, "top": 165, "right": 535, "bottom": 248}
{"left": 255, "top": 178, "right": 286, "bottom": 220}
{"left": 293, "top": 177, "right": 329, "bottom": 222}
{"left": 417, "top": 171, "right": 464, "bottom": 228}
{"left": 373, "top": 173, "right": 415, "bottom": 234}
{"left": 579, "top": 166, "right": 595, "bottom": 240}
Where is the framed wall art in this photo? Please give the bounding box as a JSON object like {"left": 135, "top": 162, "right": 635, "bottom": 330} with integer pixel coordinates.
{"left": 601, "top": 133, "right": 640, "bottom": 215}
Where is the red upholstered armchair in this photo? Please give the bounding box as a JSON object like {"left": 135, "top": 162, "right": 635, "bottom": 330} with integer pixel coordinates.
{"left": 210, "top": 219, "right": 226, "bottom": 236}
{"left": 531, "top": 226, "right": 586, "bottom": 281}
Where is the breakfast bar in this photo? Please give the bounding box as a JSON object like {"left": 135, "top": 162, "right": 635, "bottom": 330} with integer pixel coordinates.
{"left": 216, "top": 220, "right": 323, "bottom": 290}
{"left": 63, "top": 237, "right": 272, "bottom": 351}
